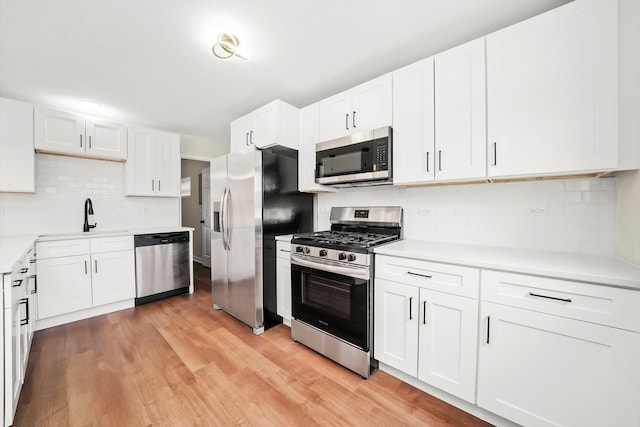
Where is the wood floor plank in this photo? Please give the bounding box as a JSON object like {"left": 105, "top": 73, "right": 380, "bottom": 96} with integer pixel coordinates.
{"left": 13, "top": 262, "right": 493, "bottom": 427}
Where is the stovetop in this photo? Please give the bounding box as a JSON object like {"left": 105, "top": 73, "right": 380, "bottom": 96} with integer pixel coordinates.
{"left": 291, "top": 230, "right": 399, "bottom": 252}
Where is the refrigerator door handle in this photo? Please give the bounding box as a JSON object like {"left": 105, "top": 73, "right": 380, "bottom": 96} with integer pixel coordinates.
{"left": 220, "top": 187, "right": 229, "bottom": 250}
{"left": 226, "top": 187, "right": 231, "bottom": 250}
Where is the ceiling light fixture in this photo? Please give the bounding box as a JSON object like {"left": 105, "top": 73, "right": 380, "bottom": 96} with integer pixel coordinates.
{"left": 212, "top": 33, "right": 247, "bottom": 60}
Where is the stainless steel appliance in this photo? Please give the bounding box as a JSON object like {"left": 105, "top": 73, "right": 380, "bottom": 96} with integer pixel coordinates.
{"left": 290, "top": 206, "right": 402, "bottom": 378}
{"left": 211, "top": 147, "right": 313, "bottom": 335}
{"left": 315, "top": 126, "right": 392, "bottom": 187}
{"left": 134, "top": 231, "right": 190, "bottom": 305}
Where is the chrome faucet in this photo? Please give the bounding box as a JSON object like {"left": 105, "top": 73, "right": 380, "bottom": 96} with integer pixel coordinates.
{"left": 83, "top": 198, "right": 97, "bottom": 232}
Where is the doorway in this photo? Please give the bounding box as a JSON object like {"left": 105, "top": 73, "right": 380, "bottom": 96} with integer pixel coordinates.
{"left": 180, "top": 158, "right": 211, "bottom": 268}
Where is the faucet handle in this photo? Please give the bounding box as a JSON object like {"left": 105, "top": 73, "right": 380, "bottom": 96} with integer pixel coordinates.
{"left": 89, "top": 222, "right": 97, "bottom": 230}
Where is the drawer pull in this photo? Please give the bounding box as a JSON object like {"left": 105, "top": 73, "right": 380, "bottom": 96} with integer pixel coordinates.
{"left": 407, "top": 271, "right": 432, "bottom": 279}
{"left": 279, "top": 249, "right": 291, "bottom": 253}
{"left": 12, "top": 279, "right": 23, "bottom": 287}
{"left": 20, "top": 267, "right": 28, "bottom": 273}
{"left": 529, "top": 292, "right": 572, "bottom": 303}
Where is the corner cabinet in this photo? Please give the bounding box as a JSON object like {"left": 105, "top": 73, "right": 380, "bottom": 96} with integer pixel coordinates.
{"left": 374, "top": 255, "right": 480, "bottom": 403}
{"left": 34, "top": 107, "right": 127, "bottom": 161}
{"left": 319, "top": 73, "right": 392, "bottom": 142}
{"left": 486, "top": 0, "right": 636, "bottom": 178}
{"left": 477, "top": 270, "right": 640, "bottom": 427}
{"left": 125, "top": 127, "right": 180, "bottom": 197}
{"left": 0, "top": 97, "right": 35, "bottom": 193}
{"left": 230, "top": 99, "right": 299, "bottom": 152}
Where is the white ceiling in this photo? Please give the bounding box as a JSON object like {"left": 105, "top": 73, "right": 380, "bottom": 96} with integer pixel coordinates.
{"left": 0, "top": 0, "right": 570, "bottom": 147}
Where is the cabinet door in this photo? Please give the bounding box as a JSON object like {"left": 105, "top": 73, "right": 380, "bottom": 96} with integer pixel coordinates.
{"left": 34, "top": 108, "right": 85, "bottom": 155}
{"left": 351, "top": 73, "right": 392, "bottom": 134}
{"left": 0, "top": 98, "right": 35, "bottom": 193}
{"left": 37, "top": 255, "right": 92, "bottom": 319}
{"left": 417, "top": 289, "right": 478, "bottom": 403}
{"left": 252, "top": 102, "right": 278, "bottom": 149}
{"left": 478, "top": 302, "right": 640, "bottom": 427}
{"left": 276, "top": 256, "right": 292, "bottom": 324}
{"left": 487, "top": 0, "right": 618, "bottom": 178}
{"left": 125, "top": 127, "right": 155, "bottom": 196}
{"left": 230, "top": 113, "right": 253, "bottom": 152}
{"left": 155, "top": 131, "right": 180, "bottom": 197}
{"left": 319, "top": 89, "right": 351, "bottom": 142}
{"left": 392, "top": 57, "right": 435, "bottom": 185}
{"left": 434, "top": 38, "right": 486, "bottom": 181}
{"left": 9, "top": 272, "right": 27, "bottom": 422}
{"left": 374, "top": 278, "right": 419, "bottom": 376}
{"left": 91, "top": 250, "right": 135, "bottom": 306}
{"left": 299, "top": 103, "right": 333, "bottom": 192}
{"left": 86, "top": 118, "right": 127, "bottom": 160}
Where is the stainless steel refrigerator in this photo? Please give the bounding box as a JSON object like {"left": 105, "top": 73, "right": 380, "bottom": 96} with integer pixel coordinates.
{"left": 211, "top": 147, "right": 313, "bottom": 334}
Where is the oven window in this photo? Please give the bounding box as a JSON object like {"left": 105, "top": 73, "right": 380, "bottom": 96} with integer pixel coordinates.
{"left": 303, "top": 276, "right": 351, "bottom": 320}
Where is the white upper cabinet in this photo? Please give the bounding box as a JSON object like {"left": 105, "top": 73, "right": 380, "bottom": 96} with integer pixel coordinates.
{"left": 434, "top": 38, "right": 486, "bottom": 181}
{"left": 298, "top": 103, "right": 335, "bottom": 193}
{"left": 230, "top": 99, "right": 299, "bottom": 151}
{"left": 319, "top": 73, "right": 392, "bottom": 142}
{"left": 126, "top": 127, "right": 180, "bottom": 197}
{"left": 486, "top": 0, "right": 624, "bottom": 178}
{"left": 35, "top": 107, "right": 127, "bottom": 161}
{"left": 0, "top": 98, "right": 35, "bottom": 193}
{"left": 392, "top": 57, "right": 435, "bottom": 185}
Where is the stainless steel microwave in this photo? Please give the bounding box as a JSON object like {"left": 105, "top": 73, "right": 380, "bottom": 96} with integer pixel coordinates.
{"left": 315, "top": 126, "right": 392, "bottom": 187}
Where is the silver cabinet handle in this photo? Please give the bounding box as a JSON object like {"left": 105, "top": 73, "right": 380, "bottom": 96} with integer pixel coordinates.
{"left": 94, "top": 260, "right": 98, "bottom": 274}
{"left": 12, "top": 279, "right": 23, "bottom": 287}
{"left": 407, "top": 271, "right": 432, "bottom": 279}
{"left": 246, "top": 132, "right": 250, "bottom": 146}
{"left": 29, "top": 275, "right": 37, "bottom": 294}
{"left": 352, "top": 111, "right": 357, "bottom": 128}
{"left": 80, "top": 134, "right": 83, "bottom": 147}
{"left": 409, "top": 297, "right": 413, "bottom": 320}
{"left": 89, "top": 135, "right": 92, "bottom": 148}
{"left": 152, "top": 180, "right": 155, "bottom": 191}
{"left": 19, "top": 298, "right": 29, "bottom": 325}
{"left": 84, "top": 260, "right": 88, "bottom": 275}
{"left": 425, "top": 152, "right": 430, "bottom": 173}
{"left": 345, "top": 113, "right": 349, "bottom": 130}
{"left": 249, "top": 130, "right": 254, "bottom": 145}
{"left": 438, "top": 150, "right": 442, "bottom": 171}
{"left": 158, "top": 180, "right": 161, "bottom": 191}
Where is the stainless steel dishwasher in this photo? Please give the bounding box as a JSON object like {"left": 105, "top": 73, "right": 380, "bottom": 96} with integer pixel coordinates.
{"left": 134, "top": 231, "right": 190, "bottom": 305}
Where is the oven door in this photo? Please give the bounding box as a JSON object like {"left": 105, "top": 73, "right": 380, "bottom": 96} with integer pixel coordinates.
{"left": 291, "top": 259, "right": 369, "bottom": 350}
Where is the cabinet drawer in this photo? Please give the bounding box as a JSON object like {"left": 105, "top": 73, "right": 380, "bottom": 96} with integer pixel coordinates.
{"left": 91, "top": 235, "right": 133, "bottom": 253}
{"left": 276, "top": 241, "right": 291, "bottom": 260}
{"left": 36, "top": 239, "right": 90, "bottom": 259}
{"left": 375, "top": 255, "right": 479, "bottom": 298}
{"left": 481, "top": 270, "right": 640, "bottom": 332}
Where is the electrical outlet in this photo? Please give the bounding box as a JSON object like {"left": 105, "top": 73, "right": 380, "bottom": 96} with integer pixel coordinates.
{"left": 418, "top": 207, "right": 434, "bottom": 216}
{"left": 526, "top": 207, "right": 547, "bottom": 216}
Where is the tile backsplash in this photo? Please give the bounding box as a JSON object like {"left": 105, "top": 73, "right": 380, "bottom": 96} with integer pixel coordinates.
{"left": 0, "top": 154, "right": 179, "bottom": 235}
{"left": 317, "top": 177, "right": 616, "bottom": 256}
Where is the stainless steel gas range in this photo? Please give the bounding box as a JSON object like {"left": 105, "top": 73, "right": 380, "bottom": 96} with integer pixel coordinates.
{"left": 290, "top": 206, "right": 403, "bottom": 378}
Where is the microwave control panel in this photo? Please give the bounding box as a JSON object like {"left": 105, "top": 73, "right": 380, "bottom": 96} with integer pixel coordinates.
{"left": 374, "top": 140, "right": 388, "bottom": 171}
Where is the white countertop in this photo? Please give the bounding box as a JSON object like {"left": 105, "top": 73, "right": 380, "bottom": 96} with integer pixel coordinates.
{"left": 1, "top": 226, "right": 194, "bottom": 274}
{"left": 0, "top": 235, "right": 38, "bottom": 274}
{"left": 374, "top": 240, "right": 640, "bottom": 291}
{"left": 275, "top": 234, "right": 294, "bottom": 242}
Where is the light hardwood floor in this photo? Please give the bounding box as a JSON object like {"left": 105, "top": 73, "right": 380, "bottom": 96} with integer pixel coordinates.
{"left": 14, "top": 263, "right": 493, "bottom": 426}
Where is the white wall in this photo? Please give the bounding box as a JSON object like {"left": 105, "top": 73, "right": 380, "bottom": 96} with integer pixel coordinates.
{"left": 180, "top": 134, "right": 228, "bottom": 160}
{"left": 318, "top": 177, "right": 616, "bottom": 256}
{"left": 615, "top": 170, "right": 640, "bottom": 266}
{"left": 0, "top": 153, "right": 179, "bottom": 236}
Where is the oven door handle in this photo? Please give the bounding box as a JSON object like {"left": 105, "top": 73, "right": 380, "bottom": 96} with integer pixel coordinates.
{"left": 291, "top": 254, "right": 370, "bottom": 280}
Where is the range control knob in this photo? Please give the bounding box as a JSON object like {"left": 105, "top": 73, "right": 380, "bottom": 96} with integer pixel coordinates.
{"left": 295, "top": 246, "right": 304, "bottom": 253}
{"left": 338, "top": 253, "right": 347, "bottom": 261}
{"left": 347, "top": 254, "right": 357, "bottom": 262}
{"left": 319, "top": 250, "right": 328, "bottom": 257}
{"left": 303, "top": 247, "right": 310, "bottom": 254}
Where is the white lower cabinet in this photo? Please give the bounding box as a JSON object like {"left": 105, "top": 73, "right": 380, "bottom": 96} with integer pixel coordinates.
{"left": 478, "top": 270, "right": 640, "bottom": 427}
{"left": 37, "top": 255, "right": 93, "bottom": 319}
{"left": 36, "top": 236, "right": 135, "bottom": 326}
{"left": 374, "top": 255, "right": 479, "bottom": 403}
{"left": 275, "top": 240, "right": 292, "bottom": 326}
